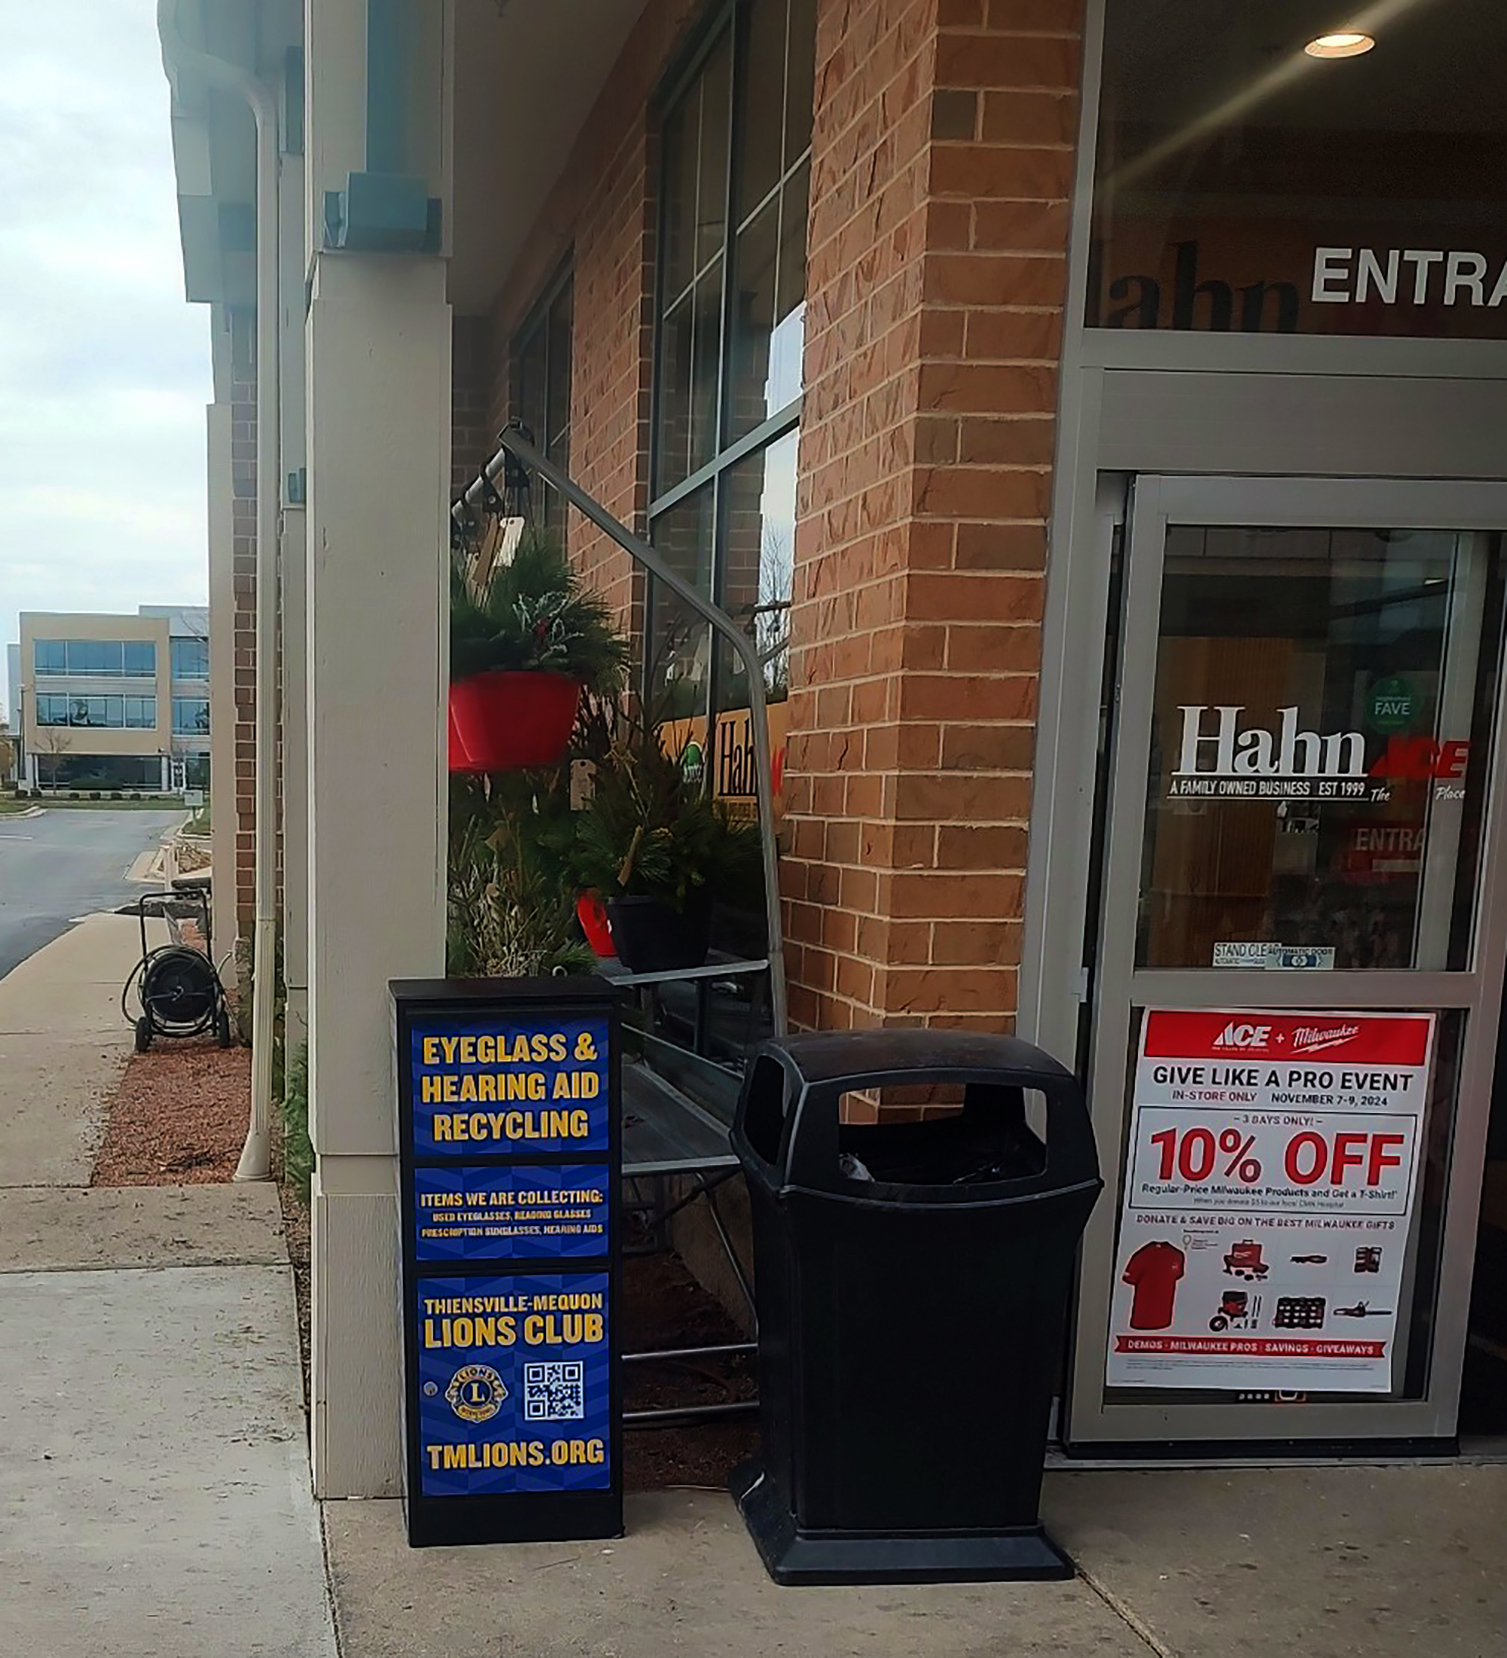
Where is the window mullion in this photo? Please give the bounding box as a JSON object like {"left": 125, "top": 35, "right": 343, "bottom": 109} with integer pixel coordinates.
{"left": 711, "top": 0, "right": 745, "bottom": 572}
{"left": 647, "top": 396, "right": 802, "bottom": 526}
{"left": 540, "top": 297, "right": 551, "bottom": 454}
{"left": 717, "top": 1, "right": 762, "bottom": 746}
{"left": 779, "top": 0, "right": 792, "bottom": 178}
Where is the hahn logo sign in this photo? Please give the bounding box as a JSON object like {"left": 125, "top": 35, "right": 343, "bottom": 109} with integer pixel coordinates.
{"left": 1168, "top": 706, "right": 1469, "bottom": 801}
{"left": 1174, "top": 705, "right": 1363, "bottom": 781}
{"left": 1169, "top": 706, "right": 1367, "bottom": 799}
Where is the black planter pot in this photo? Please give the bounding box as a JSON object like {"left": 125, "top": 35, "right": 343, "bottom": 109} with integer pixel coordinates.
{"left": 606, "top": 895, "right": 711, "bottom": 974}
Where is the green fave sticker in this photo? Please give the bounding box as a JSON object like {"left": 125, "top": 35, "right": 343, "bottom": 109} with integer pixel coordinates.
{"left": 1368, "top": 674, "right": 1418, "bottom": 734}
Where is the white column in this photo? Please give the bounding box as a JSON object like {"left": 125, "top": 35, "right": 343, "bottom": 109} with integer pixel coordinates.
{"left": 280, "top": 505, "right": 309, "bottom": 1048}
{"left": 304, "top": 0, "right": 452, "bottom": 1499}
{"left": 305, "top": 254, "right": 450, "bottom": 1498}
{"left": 160, "top": 754, "right": 172, "bottom": 793}
{"left": 280, "top": 143, "right": 310, "bottom": 1049}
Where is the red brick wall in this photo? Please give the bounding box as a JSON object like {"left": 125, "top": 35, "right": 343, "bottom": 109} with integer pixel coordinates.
{"left": 456, "top": 0, "right": 1084, "bottom": 1052}
{"left": 230, "top": 326, "right": 257, "bottom": 932}
{"left": 783, "top": 0, "right": 1083, "bottom": 1036}
{"left": 230, "top": 311, "right": 286, "bottom": 954}
{"left": 452, "top": 315, "right": 493, "bottom": 499}
{"left": 483, "top": 0, "right": 702, "bottom": 637}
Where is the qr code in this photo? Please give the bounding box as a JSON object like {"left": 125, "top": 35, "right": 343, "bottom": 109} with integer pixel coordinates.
{"left": 523, "top": 1361, "right": 585, "bottom": 1421}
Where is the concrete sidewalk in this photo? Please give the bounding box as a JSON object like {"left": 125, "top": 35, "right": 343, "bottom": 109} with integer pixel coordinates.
{"left": 6, "top": 919, "right": 1505, "bottom": 1657}
{"left": 321, "top": 1461, "right": 1507, "bottom": 1658}
{"left": 0, "top": 912, "right": 155, "bottom": 1186}
{"left": 0, "top": 916, "right": 336, "bottom": 1658}
{"left": 1048, "top": 1464, "right": 1507, "bottom": 1658}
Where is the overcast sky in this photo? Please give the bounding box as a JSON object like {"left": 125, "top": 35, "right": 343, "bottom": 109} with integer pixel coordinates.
{"left": 0, "top": 3, "right": 211, "bottom": 720}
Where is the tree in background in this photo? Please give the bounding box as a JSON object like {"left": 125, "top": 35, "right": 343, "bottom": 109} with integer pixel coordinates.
{"left": 32, "top": 722, "right": 72, "bottom": 790}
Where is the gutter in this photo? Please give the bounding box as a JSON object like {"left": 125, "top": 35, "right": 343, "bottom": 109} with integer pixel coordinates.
{"left": 157, "top": 0, "right": 280, "bottom": 1181}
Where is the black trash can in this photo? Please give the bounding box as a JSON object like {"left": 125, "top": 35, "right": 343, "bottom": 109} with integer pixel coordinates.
{"left": 729, "top": 1030, "right": 1101, "bottom": 1585}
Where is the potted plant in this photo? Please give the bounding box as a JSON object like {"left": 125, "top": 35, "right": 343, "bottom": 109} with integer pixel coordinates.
{"left": 447, "top": 771, "right": 596, "bottom": 979}
{"left": 448, "top": 705, "right": 485, "bottom": 773}
{"left": 574, "top": 889, "right": 616, "bottom": 959}
{"left": 566, "top": 695, "right": 763, "bottom": 973}
{"left": 449, "top": 527, "right": 628, "bottom": 771}
{"left": 553, "top": 692, "right": 621, "bottom": 959}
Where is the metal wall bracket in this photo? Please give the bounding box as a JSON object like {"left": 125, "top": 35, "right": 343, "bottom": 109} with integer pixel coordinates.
{"left": 322, "top": 176, "right": 441, "bottom": 253}
{"left": 321, "top": 0, "right": 440, "bottom": 252}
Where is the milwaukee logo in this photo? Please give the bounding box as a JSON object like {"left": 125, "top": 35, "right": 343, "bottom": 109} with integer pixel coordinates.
{"left": 1291, "top": 1024, "right": 1361, "bottom": 1054}
{"left": 1175, "top": 707, "right": 1366, "bottom": 779}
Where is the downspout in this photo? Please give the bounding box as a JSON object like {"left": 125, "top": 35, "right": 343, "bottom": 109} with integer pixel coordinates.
{"left": 158, "top": 0, "right": 279, "bottom": 1180}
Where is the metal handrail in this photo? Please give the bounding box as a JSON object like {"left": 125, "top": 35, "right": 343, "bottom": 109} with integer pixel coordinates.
{"left": 456, "top": 424, "right": 789, "bottom": 1036}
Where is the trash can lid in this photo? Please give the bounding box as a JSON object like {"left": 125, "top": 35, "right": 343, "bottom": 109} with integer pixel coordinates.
{"left": 770, "top": 1029, "right": 1076, "bottom": 1089}
{"left": 732, "top": 1029, "right": 1100, "bottom": 1201}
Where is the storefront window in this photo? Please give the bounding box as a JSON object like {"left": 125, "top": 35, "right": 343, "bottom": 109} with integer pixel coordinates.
{"left": 716, "top": 427, "right": 796, "bottom": 710}
{"left": 515, "top": 270, "right": 573, "bottom": 543}
{"left": 1089, "top": 0, "right": 1507, "bottom": 338}
{"left": 648, "top": 481, "right": 717, "bottom": 716}
{"left": 657, "top": 37, "right": 731, "bottom": 497}
{"left": 649, "top": 0, "right": 814, "bottom": 723}
{"left": 1139, "top": 525, "right": 1507, "bottom": 971}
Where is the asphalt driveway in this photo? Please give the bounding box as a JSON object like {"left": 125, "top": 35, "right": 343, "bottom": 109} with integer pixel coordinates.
{"left": 0, "top": 807, "right": 182, "bottom": 980}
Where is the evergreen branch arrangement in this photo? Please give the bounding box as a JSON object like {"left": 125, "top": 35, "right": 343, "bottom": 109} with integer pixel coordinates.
{"left": 562, "top": 691, "right": 763, "bottom": 917}
{"left": 450, "top": 526, "right": 629, "bottom": 691}
{"left": 447, "top": 769, "right": 597, "bottom": 979}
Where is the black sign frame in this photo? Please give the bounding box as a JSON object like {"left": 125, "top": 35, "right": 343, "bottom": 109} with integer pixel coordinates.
{"left": 392, "top": 976, "right": 623, "bottom": 1547}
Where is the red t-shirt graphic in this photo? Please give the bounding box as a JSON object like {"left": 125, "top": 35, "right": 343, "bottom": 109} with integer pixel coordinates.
{"left": 1122, "top": 1242, "right": 1186, "bottom": 1330}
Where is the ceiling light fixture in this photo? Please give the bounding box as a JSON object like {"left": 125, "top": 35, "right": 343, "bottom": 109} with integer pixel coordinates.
{"left": 1304, "top": 30, "right": 1377, "bottom": 58}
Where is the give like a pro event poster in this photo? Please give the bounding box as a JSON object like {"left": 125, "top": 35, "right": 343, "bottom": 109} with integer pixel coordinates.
{"left": 1107, "top": 1009, "right": 1434, "bottom": 1393}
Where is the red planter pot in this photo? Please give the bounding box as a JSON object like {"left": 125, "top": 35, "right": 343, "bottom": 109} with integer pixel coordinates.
{"left": 449, "top": 671, "right": 581, "bottom": 771}
{"left": 576, "top": 891, "right": 616, "bottom": 958}
{"left": 448, "top": 706, "right": 488, "bottom": 774}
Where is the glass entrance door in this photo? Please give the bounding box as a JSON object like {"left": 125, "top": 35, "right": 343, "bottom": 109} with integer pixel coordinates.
{"left": 1065, "top": 477, "right": 1507, "bottom": 1451}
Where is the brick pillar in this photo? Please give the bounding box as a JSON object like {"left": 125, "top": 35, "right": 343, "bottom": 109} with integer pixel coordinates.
{"left": 784, "top": 0, "right": 1082, "bottom": 1036}
{"left": 229, "top": 310, "right": 258, "bottom": 935}
{"left": 451, "top": 315, "right": 492, "bottom": 498}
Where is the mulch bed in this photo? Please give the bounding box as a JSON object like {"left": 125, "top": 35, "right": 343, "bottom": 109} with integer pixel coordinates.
{"left": 621, "top": 1243, "right": 759, "bottom": 1492}
{"left": 92, "top": 1036, "right": 250, "bottom": 1185}
{"left": 276, "top": 1167, "right": 314, "bottom": 1417}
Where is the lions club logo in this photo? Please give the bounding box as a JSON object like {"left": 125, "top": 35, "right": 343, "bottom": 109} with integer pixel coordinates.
{"left": 446, "top": 1364, "right": 507, "bottom": 1423}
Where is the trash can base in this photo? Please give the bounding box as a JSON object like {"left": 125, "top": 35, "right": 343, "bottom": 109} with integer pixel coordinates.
{"left": 731, "top": 1462, "right": 1075, "bottom": 1586}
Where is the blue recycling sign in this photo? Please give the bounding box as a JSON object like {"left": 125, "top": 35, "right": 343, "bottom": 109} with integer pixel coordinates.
{"left": 393, "top": 981, "right": 622, "bottom": 1547}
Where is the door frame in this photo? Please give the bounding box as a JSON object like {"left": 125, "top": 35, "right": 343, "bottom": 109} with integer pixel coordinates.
{"left": 1060, "top": 474, "right": 1507, "bottom": 1449}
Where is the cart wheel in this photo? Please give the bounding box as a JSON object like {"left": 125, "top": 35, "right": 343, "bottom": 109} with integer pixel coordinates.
{"left": 1209, "top": 1314, "right": 1229, "bottom": 1332}
{"left": 134, "top": 1016, "right": 153, "bottom": 1054}
{"left": 216, "top": 1007, "right": 233, "bottom": 1049}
